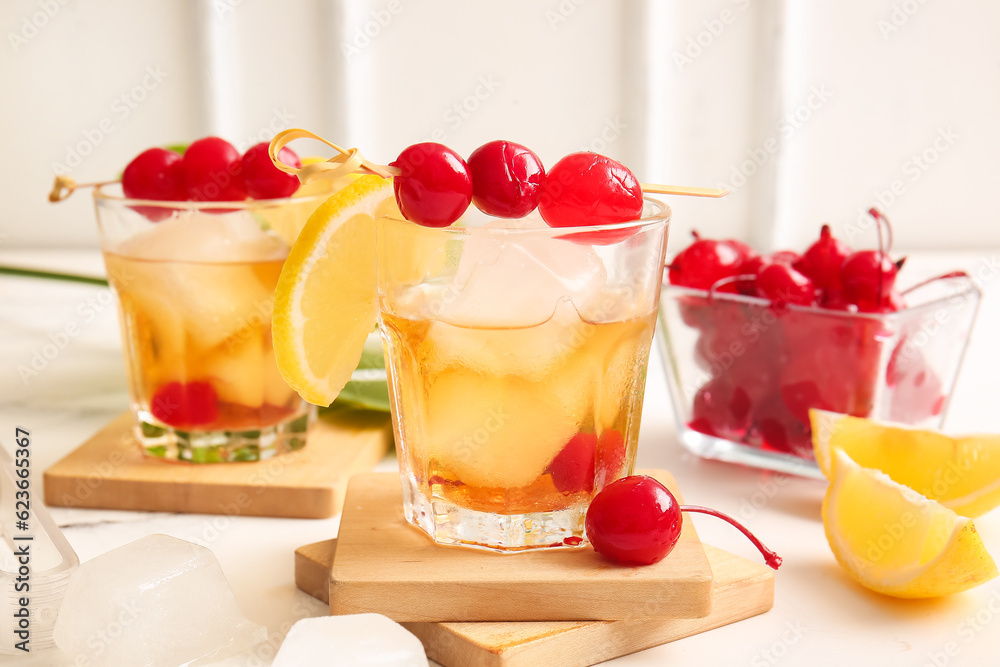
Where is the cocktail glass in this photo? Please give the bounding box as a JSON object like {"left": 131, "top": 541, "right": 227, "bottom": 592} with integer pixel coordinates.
{"left": 376, "top": 200, "right": 671, "bottom": 551}
{"left": 94, "top": 185, "right": 326, "bottom": 462}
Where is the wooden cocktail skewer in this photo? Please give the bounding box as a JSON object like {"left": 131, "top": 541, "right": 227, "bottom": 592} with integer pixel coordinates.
{"left": 49, "top": 132, "right": 730, "bottom": 203}
{"left": 640, "top": 184, "right": 728, "bottom": 198}
{"left": 269, "top": 129, "right": 728, "bottom": 198}
{"left": 48, "top": 175, "right": 118, "bottom": 202}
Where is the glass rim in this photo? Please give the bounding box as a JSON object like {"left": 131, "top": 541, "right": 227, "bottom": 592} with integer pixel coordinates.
{"left": 661, "top": 273, "right": 982, "bottom": 321}
{"left": 378, "top": 196, "right": 672, "bottom": 237}
{"left": 92, "top": 182, "right": 334, "bottom": 210}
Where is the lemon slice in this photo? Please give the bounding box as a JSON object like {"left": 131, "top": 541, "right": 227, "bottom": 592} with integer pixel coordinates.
{"left": 823, "top": 449, "right": 997, "bottom": 598}
{"left": 272, "top": 175, "right": 395, "bottom": 405}
{"left": 812, "top": 410, "right": 1000, "bottom": 517}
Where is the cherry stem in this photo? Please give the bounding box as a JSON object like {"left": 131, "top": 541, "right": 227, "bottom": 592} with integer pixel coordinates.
{"left": 900, "top": 270, "right": 971, "bottom": 296}
{"left": 680, "top": 505, "right": 783, "bottom": 570}
{"left": 707, "top": 274, "right": 756, "bottom": 300}
{"left": 868, "top": 208, "right": 888, "bottom": 305}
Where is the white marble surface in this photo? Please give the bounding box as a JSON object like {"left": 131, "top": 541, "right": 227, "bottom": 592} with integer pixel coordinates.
{"left": 3, "top": 249, "right": 1000, "bottom": 666}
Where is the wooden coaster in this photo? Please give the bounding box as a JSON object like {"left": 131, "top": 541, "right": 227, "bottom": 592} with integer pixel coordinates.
{"left": 296, "top": 538, "right": 774, "bottom": 667}
{"left": 328, "top": 470, "right": 713, "bottom": 622}
{"left": 43, "top": 407, "right": 391, "bottom": 519}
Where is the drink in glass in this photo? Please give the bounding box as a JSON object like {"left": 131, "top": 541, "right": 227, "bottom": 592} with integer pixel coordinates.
{"left": 94, "top": 188, "right": 325, "bottom": 462}
{"left": 377, "top": 203, "right": 670, "bottom": 550}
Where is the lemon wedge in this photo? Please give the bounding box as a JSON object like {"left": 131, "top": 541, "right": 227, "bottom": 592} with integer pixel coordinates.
{"left": 812, "top": 410, "right": 1000, "bottom": 518}
{"left": 271, "top": 175, "right": 395, "bottom": 405}
{"left": 823, "top": 449, "right": 997, "bottom": 598}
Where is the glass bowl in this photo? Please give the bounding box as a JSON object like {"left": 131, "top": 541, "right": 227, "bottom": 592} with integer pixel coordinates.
{"left": 657, "top": 273, "right": 981, "bottom": 478}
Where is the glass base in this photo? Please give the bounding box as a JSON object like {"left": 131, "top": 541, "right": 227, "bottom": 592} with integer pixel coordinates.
{"left": 401, "top": 474, "right": 588, "bottom": 552}
{"left": 133, "top": 408, "right": 313, "bottom": 463}
{"left": 678, "top": 427, "right": 825, "bottom": 479}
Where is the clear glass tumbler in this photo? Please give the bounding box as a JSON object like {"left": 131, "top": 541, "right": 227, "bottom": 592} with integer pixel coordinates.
{"left": 658, "top": 273, "right": 982, "bottom": 478}
{"left": 94, "top": 185, "right": 326, "bottom": 462}
{"left": 376, "top": 200, "right": 671, "bottom": 551}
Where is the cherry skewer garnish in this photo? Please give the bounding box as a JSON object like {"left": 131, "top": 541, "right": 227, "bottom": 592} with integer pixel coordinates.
{"left": 266, "top": 129, "right": 727, "bottom": 228}
{"left": 585, "top": 475, "right": 782, "bottom": 568}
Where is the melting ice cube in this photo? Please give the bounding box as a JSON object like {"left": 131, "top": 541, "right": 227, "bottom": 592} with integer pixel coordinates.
{"left": 115, "top": 211, "right": 289, "bottom": 263}
{"left": 272, "top": 614, "right": 428, "bottom": 667}
{"left": 53, "top": 534, "right": 266, "bottom": 666}
{"left": 443, "top": 219, "right": 608, "bottom": 328}
{"left": 112, "top": 212, "right": 288, "bottom": 351}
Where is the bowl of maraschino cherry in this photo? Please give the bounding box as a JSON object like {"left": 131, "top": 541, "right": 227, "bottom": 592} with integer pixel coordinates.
{"left": 658, "top": 210, "right": 982, "bottom": 478}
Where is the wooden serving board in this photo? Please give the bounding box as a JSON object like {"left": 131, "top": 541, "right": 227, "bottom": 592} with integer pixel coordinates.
{"left": 43, "top": 408, "right": 391, "bottom": 519}
{"left": 296, "top": 538, "right": 775, "bottom": 667}
{"left": 327, "top": 470, "right": 714, "bottom": 622}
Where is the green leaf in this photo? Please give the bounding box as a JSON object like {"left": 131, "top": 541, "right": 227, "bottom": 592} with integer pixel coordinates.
{"left": 164, "top": 142, "right": 189, "bottom": 155}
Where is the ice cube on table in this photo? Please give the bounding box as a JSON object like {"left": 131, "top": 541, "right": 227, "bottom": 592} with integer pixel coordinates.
{"left": 272, "top": 614, "right": 427, "bottom": 667}
{"left": 53, "top": 534, "right": 266, "bottom": 667}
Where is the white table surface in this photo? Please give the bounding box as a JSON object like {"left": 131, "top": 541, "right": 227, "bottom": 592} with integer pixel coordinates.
{"left": 3, "top": 248, "right": 1000, "bottom": 667}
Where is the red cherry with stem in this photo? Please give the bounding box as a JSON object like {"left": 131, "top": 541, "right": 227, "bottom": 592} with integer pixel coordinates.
{"left": 586, "top": 475, "right": 781, "bottom": 568}
{"left": 538, "top": 152, "right": 643, "bottom": 238}
{"left": 668, "top": 232, "right": 744, "bottom": 290}
{"left": 841, "top": 251, "right": 902, "bottom": 312}
{"left": 183, "top": 137, "right": 247, "bottom": 202}
{"left": 467, "top": 140, "right": 545, "bottom": 218}
{"left": 122, "top": 147, "right": 187, "bottom": 221}
{"left": 241, "top": 141, "right": 301, "bottom": 199}
{"left": 549, "top": 432, "right": 596, "bottom": 494}
{"left": 150, "top": 381, "right": 218, "bottom": 427}
{"left": 794, "top": 224, "right": 852, "bottom": 293}
{"left": 756, "top": 263, "right": 816, "bottom": 307}
{"left": 390, "top": 142, "right": 472, "bottom": 227}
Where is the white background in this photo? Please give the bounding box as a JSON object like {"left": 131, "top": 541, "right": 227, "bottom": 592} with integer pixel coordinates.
{"left": 2, "top": 0, "right": 999, "bottom": 253}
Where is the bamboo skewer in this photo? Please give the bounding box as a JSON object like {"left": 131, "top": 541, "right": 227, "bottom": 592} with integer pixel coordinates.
{"left": 640, "top": 184, "right": 728, "bottom": 198}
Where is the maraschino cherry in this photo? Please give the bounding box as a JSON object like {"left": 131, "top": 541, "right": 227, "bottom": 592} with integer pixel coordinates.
{"left": 538, "top": 152, "right": 643, "bottom": 229}
{"left": 585, "top": 475, "right": 782, "bottom": 568}
{"left": 390, "top": 142, "right": 473, "bottom": 227}
{"left": 467, "top": 140, "right": 545, "bottom": 218}
{"left": 668, "top": 232, "right": 744, "bottom": 291}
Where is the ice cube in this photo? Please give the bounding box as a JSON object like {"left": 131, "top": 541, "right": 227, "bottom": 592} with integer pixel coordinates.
{"left": 272, "top": 614, "right": 427, "bottom": 667}
{"left": 116, "top": 211, "right": 289, "bottom": 263}
{"left": 53, "top": 535, "right": 266, "bottom": 666}
{"left": 444, "top": 226, "right": 607, "bottom": 328}
{"left": 200, "top": 334, "right": 265, "bottom": 408}
{"left": 421, "top": 355, "right": 593, "bottom": 489}
{"left": 425, "top": 299, "right": 592, "bottom": 380}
